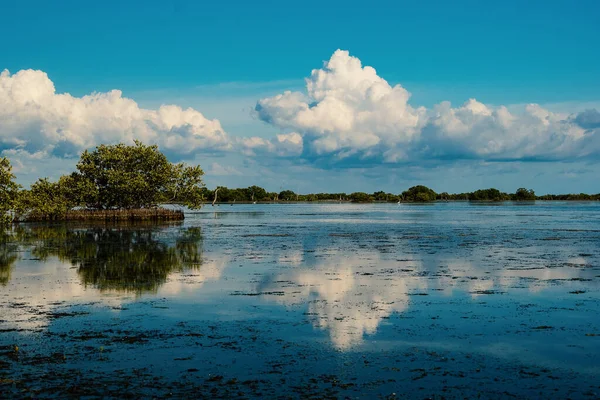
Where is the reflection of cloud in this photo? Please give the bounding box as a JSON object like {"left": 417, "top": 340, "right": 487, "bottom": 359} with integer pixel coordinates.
{"left": 260, "top": 245, "right": 597, "bottom": 350}
{"left": 259, "top": 253, "right": 426, "bottom": 350}
{"left": 433, "top": 245, "right": 596, "bottom": 296}
{"left": 0, "top": 256, "right": 128, "bottom": 331}
{"left": 158, "top": 255, "right": 230, "bottom": 296}
{"left": 0, "top": 252, "right": 230, "bottom": 332}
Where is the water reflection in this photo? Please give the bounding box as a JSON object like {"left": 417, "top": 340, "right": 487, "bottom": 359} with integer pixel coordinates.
{"left": 0, "top": 232, "right": 18, "bottom": 285}
{"left": 8, "top": 224, "right": 204, "bottom": 294}
{"left": 258, "top": 245, "right": 598, "bottom": 350}
{"left": 258, "top": 252, "right": 426, "bottom": 350}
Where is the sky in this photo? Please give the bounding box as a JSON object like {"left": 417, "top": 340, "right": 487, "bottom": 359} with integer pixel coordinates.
{"left": 1, "top": 0, "right": 599, "bottom": 194}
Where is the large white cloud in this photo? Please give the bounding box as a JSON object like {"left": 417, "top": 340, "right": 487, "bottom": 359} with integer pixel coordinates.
{"left": 255, "top": 50, "right": 600, "bottom": 164}
{"left": 0, "top": 69, "right": 232, "bottom": 158}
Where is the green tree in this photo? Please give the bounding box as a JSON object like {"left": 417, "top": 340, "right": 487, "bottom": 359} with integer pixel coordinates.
{"left": 16, "top": 178, "right": 71, "bottom": 221}
{"left": 349, "top": 192, "right": 374, "bottom": 203}
{"left": 0, "top": 157, "right": 20, "bottom": 226}
{"left": 402, "top": 185, "right": 437, "bottom": 202}
{"left": 279, "top": 190, "right": 296, "bottom": 201}
{"left": 469, "top": 188, "right": 509, "bottom": 201}
{"left": 513, "top": 188, "right": 536, "bottom": 201}
{"left": 245, "top": 185, "right": 267, "bottom": 202}
{"left": 74, "top": 141, "right": 205, "bottom": 209}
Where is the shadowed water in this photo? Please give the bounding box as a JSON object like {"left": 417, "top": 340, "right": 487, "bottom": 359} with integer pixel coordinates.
{"left": 1, "top": 203, "right": 599, "bottom": 398}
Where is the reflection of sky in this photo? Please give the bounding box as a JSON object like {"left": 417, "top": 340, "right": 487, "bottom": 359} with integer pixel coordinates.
{"left": 1, "top": 203, "right": 599, "bottom": 355}
{"left": 259, "top": 253, "right": 425, "bottom": 349}
{"left": 158, "top": 255, "right": 230, "bottom": 297}
{"left": 258, "top": 247, "right": 597, "bottom": 350}
{"left": 0, "top": 252, "right": 228, "bottom": 332}
{"left": 0, "top": 255, "right": 127, "bottom": 331}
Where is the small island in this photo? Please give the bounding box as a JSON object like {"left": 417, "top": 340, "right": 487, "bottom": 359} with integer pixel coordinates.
{"left": 1, "top": 141, "right": 204, "bottom": 224}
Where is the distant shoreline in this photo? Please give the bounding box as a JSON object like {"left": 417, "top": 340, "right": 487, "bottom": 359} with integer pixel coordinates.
{"left": 204, "top": 199, "right": 600, "bottom": 205}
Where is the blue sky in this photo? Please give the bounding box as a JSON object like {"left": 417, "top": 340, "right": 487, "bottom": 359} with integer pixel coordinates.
{"left": 1, "top": 0, "right": 599, "bottom": 194}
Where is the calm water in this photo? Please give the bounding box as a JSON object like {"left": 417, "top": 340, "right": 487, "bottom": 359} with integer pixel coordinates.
{"left": 1, "top": 202, "right": 600, "bottom": 398}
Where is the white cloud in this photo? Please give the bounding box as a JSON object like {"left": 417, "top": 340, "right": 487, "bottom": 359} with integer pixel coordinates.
{"left": 2, "top": 55, "right": 599, "bottom": 181}
{"left": 255, "top": 50, "right": 600, "bottom": 164}
{"left": 256, "top": 50, "right": 425, "bottom": 159}
{"left": 0, "top": 69, "right": 232, "bottom": 158}
{"left": 241, "top": 132, "right": 303, "bottom": 157}
{"left": 207, "top": 162, "right": 243, "bottom": 176}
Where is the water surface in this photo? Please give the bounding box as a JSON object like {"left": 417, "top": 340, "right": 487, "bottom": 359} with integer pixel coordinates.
{"left": 1, "top": 203, "right": 599, "bottom": 398}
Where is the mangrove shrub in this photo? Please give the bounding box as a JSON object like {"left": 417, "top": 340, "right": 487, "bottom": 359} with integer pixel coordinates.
{"left": 75, "top": 141, "right": 205, "bottom": 209}
{"left": 402, "top": 185, "right": 437, "bottom": 202}
{"left": 0, "top": 158, "right": 19, "bottom": 226}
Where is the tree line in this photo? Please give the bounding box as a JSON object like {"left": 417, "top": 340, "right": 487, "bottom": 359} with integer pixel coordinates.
{"left": 205, "top": 185, "right": 599, "bottom": 204}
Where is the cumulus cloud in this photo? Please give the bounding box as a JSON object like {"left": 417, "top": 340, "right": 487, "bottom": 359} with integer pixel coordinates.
{"left": 0, "top": 69, "right": 232, "bottom": 159}
{"left": 255, "top": 50, "right": 600, "bottom": 164}
{"left": 241, "top": 132, "right": 303, "bottom": 157}
{"left": 3, "top": 56, "right": 599, "bottom": 174}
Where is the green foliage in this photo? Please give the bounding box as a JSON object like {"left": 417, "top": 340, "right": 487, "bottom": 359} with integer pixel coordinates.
{"left": 349, "top": 192, "right": 374, "bottom": 203}
{"left": 0, "top": 157, "right": 20, "bottom": 226}
{"left": 245, "top": 185, "right": 267, "bottom": 202}
{"left": 6, "top": 142, "right": 205, "bottom": 220}
{"left": 279, "top": 190, "right": 297, "bottom": 201}
{"left": 537, "top": 193, "right": 600, "bottom": 200}
{"left": 165, "top": 163, "right": 205, "bottom": 209}
{"left": 513, "top": 188, "right": 536, "bottom": 201}
{"left": 469, "top": 188, "right": 510, "bottom": 201}
{"left": 76, "top": 141, "right": 205, "bottom": 209}
{"left": 372, "top": 191, "right": 400, "bottom": 202}
{"left": 60, "top": 173, "right": 98, "bottom": 207}
{"left": 15, "top": 178, "right": 74, "bottom": 221}
{"left": 402, "top": 185, "right": 437, "bottom": 202}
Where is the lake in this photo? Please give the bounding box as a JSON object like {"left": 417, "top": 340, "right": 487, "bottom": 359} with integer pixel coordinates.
{"left": 1, "top": 202, "right": 599, "bottom": 398}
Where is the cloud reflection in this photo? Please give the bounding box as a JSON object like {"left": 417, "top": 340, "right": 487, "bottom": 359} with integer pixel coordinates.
{"left": 259, "top": 246, "right": 596, "bottom": 350}
{"left": 259, "top": 253, "right": 426, "bottom": 349}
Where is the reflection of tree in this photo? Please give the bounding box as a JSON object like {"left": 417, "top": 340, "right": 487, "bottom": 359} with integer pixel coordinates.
{"left": 0, "top": 232, "right": 18, "bottom": 285}
{"left": 23, "top": 224, "right": 203, "bottom": 294}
